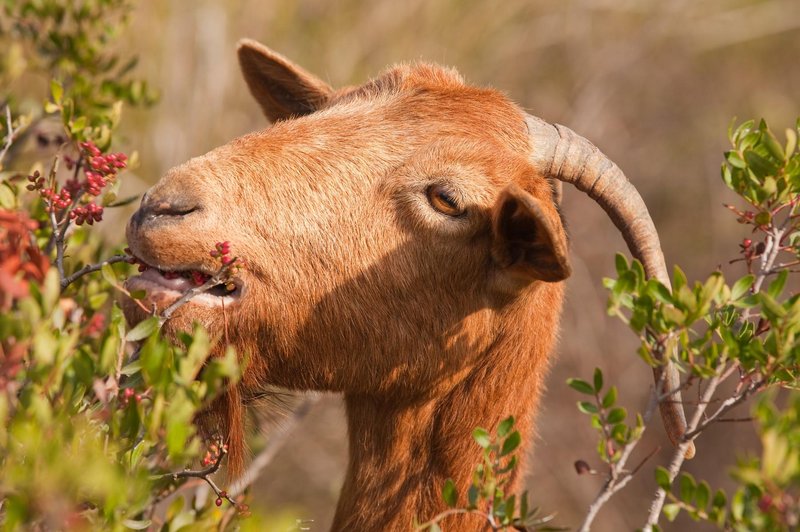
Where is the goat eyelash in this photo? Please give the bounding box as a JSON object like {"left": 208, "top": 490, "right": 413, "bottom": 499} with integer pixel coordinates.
{"left": 425, "top": 184, "right": 466, "bottom": 217}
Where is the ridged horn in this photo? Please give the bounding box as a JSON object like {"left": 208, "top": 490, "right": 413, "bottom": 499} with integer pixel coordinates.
{"left": 525, "top": 114, "right": 695, "bottom": 460}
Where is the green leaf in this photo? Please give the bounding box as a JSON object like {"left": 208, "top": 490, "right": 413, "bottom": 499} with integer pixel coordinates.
{"left": 577, "top": 401, "right": 598, "bottom": 414}
{"left": 101, "top": 263, "right": 117, "bottom": 286}
{"left": 606, "top": 407, "right": 626, "bottom": 424}
{"left": 50, "top": 79, "right": 63, "bottom": 104}
{"left": 745, "top": 149, "right": 779, "bottom": 178}
{"left": 759, "top": 292, "right": 786, "bottom": 320}
{"left": 655, "top": 466, "right": 672, "bottom": 490}
{"left": 442, "top": 478, "right": 458, "bottom": 507}
{"left": 42, "top": 268, "right": 60, "bottom": 312}
{"left": 121, "top": 519, "right": 152, "bottom": 530}
{"left": 725, "top": 151, "right": 746, "bottom": 169}
{"left": 673, "top": 266, "right": 688, "bottom": 291}
{"left": 472, "top": 427, "right": 491, "bottom": 449}
{"left": 731, "top": 489, "right": 744, "bottom": 520}
{"left": 767, "top": 269, "right": 788, "bottom": 298}
{"left": 129, "top": 289, "right": 146, "bottom": 300}
{"left": 601, "top": 386, "right": 617, "bottom": 408}
{"left": 125, "top": 316, "right": 159, "bottom": 342}
{"left": 429, "top": 523, "right": 442, "bottom": 532}
{"left": 712, "top": 489, "right": 727, "bottom": 509}
{"left": 731, "top": 275, "right": 754, "bottom": 300}
{"left": 679, "top": 472, "right": 696, "bottom": 502}
{"left": 662, "top": 504, "right": 681, "bottom": 522}
{"left": 593, "top": 368, "right": 603, "bottom": 393}
{"left": 614, "top": 253, "right": 628, "bottom": 276}
{"left": 785, "top": 127, "right": 797, "bottom": 157}
{"left": 467, "top": 484, "right": 479, "bottom": 509}
{"left": 0, "top": 183, "right": 15, "bottom": 209}
{"left": 567, "top": 378, "right": 595, "bottom": 395}
{"left": 497, "top": 416, "right": 514, "bottom": 438}
{"left": 695, "top": 481, "right": 711, "bottom": 511}
{"left": 500, "top": 431, "right": 521, "bottom": 457}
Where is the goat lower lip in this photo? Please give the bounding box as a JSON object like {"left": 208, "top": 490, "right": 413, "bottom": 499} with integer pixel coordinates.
{"left": 126, "top": 268, "right": 242, "bottom": 307}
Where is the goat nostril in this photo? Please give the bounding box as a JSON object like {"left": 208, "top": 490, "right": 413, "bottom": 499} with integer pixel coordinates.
{"left": 152, "top": 201, "right": 199, "bottom": 217}
{"left": 132, "top": 199, "right": 200, "bottom": 228}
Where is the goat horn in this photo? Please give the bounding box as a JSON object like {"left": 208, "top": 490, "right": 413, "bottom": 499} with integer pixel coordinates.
{"left": 525, "top": 114, "right": 695, "bottom": 460}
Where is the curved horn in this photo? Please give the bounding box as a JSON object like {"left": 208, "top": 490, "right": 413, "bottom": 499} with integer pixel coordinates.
{"left": 525, "top": 114, "right": 695, "bottom": 460}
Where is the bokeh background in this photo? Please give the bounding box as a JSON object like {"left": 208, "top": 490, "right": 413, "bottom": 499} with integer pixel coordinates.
{"left": 41, "top": 0, "right": 800, "bottom": 529}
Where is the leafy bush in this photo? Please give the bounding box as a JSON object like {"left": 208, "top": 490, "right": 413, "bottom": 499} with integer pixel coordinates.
{"left": 0, "top": 2, "right": 268, "bottom": 529}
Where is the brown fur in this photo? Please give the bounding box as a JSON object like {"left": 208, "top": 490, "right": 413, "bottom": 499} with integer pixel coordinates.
{"left": 123, "top": 40, "right": 570, "bottom": 531}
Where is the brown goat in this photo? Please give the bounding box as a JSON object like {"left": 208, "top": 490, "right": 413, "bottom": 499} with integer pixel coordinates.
{"left": 123, "top": 40, "right": 692, "bottom": 530}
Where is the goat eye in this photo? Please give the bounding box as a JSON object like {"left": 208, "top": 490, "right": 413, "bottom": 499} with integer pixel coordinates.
{"left": 426, "top": 185, "right": 465, "bottom": 217}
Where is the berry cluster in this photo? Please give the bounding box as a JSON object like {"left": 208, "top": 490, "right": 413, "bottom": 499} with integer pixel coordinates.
{"left": 69, "top": 202, "right": 104, "bottom": 225}
{"left": 201, "top": 440, "right": 228, "bottom": 468}
{"left": 119, "top": 387, "right": 143, "bottom": 406}
{"left": 210, "top": 241, "right": 242, "bottom": 292}
{"left": 26, "top": 140, "right": 128, "bottom": 225}
{"left": 80, "top": 141, "right": 127, "bottom": 196}
{"left": 84, "top": 313, "right": 105, "bottom": 338}
{"left": 209, "top": 241, "right": 233, "bottom": 265}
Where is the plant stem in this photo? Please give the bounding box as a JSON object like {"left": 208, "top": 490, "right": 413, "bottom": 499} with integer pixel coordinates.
{"left": 643, "top": 362, "right": 731, "bottom": 529}
{"left": 60, "top": 254, "right": 129, "bottom": 290}
{"left": 578, "top": 380, "right": 661, "bottom": 532}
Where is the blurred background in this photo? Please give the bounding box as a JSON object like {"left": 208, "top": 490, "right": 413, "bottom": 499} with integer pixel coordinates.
{"left": 80, "top": 0, "right": 800, "bottom": 529}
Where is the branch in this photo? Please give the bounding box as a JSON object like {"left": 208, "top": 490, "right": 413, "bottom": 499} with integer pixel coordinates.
{"left": 578, "top": 378, "right": 662, "bottom": 532}
{"left": 166, "top": 437, "right": 237, "bottom": 506}
{"left": 0, "top": 106, "right": 18, "bottom": 168}
{"left": 643, "top": 362, "right": 731, "bottom": 529}
{"left": 61, "top": 254, "right": 129, "bottom": 290}
{"left": 682, "top": 377, "right": 765, "bottom": 440}
{"left": 158, "top": 260, "right": 240, "bottom": 325}
{"left": 228, "top": 394, "right": 320, "bottom": 497}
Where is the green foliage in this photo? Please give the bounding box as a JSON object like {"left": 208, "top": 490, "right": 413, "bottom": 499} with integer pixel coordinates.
{"left": 419, "top": 417, "right": 562, "bottom": 531}
{"left": 573, "top": 118, "right": 800, "bottom": 530}
{"left": 569, "top": 368, "right": 640, "bottom": 464}
{"left": 0, "top": 1, "right": 261, "bottom": 529}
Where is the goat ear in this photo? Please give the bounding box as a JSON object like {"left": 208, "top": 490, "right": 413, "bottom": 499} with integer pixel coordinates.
{"left": 491, "top": 182, "right": 571, "bottom": 284}
{"left": 237, "top": 39, "right": 333, "bottom": 122}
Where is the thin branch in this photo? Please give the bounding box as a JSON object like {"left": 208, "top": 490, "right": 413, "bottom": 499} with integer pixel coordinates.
{"left": 166, "top": 437, "right": 237, "bottom": 506}
{"left": 643, "top": 362, "right": 729, "bottom": 529}
{"left": 577, "top": 376, "right": 663, "bottom": 532}
{"left": 228, "top": 394, "right": 320, "bottom": 497}
{"left": 60, "top": 254, "right": 129, "bottom": 290}
{"left": 683, "top": 378, "right": 765, "bottom": 440}
{"left": 158, "top": 260, "right": 239, "bottom": 325}
{"left": 0, "top": 106, "right": 15, "bottom": 167}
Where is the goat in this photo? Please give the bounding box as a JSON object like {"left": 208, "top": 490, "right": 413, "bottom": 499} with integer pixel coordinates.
{"left": 123, "top": 40, "right": 693, "bottom": 530}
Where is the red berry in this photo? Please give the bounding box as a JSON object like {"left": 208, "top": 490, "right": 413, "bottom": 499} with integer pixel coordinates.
{"left": 215, "top": 498, "right": 222, "bottom": 507}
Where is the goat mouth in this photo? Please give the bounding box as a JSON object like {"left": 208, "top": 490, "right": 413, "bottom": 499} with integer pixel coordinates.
{"left": 125, "top": 258, "right": 243, "bottom": 308}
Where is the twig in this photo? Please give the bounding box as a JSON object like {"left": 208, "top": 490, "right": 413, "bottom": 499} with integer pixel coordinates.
{"left": 577, "top": 375, "right": 663, "bottom": 532}
{"left": 643, "top": 362, "right": 730, "bottom": 529}
{"left": 0, "top": 106, "right": 15, "bottom": 167}
{"left": 167, "top": 437, "right": 237, "bottom": 506}
{"left": 682, "top": 377, "right": 765, "bottom": 440}
{"left": 60, "top": 254, "right": 129, "bottom": 290}
{"left": 715, "top": 416, "right": 753, "bottom": 423}
{"left": 158, "top": 261, "right": 238, "bottom": 325}
{"left": 228, "top": 395, "right": 320, "bottom": 497}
